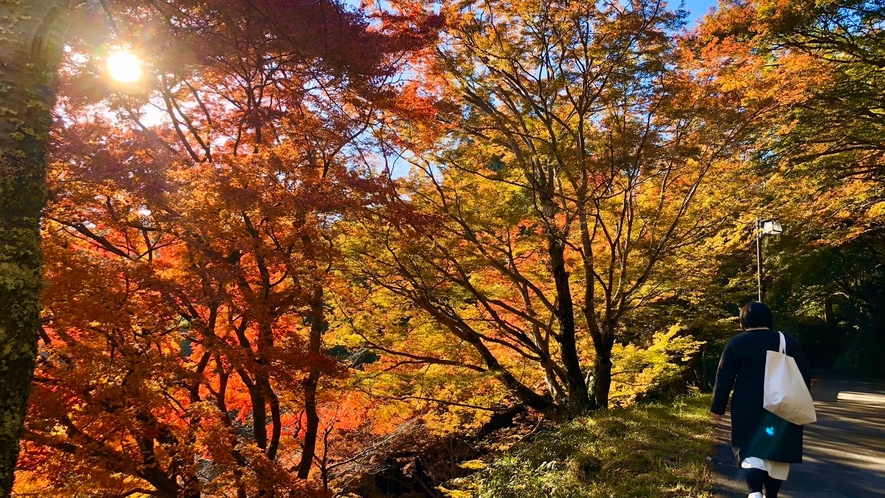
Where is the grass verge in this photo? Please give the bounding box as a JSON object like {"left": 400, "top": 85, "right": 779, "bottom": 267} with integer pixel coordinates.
{"left": 441, "top": 394, "right": 716, "bottom": 498}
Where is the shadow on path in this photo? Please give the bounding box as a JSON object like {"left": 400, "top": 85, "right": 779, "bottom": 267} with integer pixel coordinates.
{"left": 712, "top": 373, "right": 885, "bottom": 498}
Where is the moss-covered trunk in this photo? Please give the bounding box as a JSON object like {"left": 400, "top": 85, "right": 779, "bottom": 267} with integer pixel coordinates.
{"left": 0, "top": 1, "right": 65, "bottom": 494}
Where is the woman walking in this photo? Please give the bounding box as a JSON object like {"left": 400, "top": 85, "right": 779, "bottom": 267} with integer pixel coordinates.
{"left": 711, "top": 302, "right": 813, "bottom": 498}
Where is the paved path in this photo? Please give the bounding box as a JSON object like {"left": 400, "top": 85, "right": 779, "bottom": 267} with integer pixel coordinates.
{"left": 712, "top": 375, "right": 885, "bottom": 497}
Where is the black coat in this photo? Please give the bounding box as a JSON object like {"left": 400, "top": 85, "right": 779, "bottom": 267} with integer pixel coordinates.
{"left": 711, "top": 328, "right": 812, "bottom": 463}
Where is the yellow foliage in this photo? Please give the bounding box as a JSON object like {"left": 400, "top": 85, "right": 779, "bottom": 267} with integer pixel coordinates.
{"left": 457, "top": 459, "right": 488, "bottom": 470}
{"left": 867, "top": 202, "right": 885, "bottom": 221}
{"left": 609, "top": 325, "right": 703, "bottom": 406}
{"left": 438, "top": 486, "right": 475, "bottom": 498}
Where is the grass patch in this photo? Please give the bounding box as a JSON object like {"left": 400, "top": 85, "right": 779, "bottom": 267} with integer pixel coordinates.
{"left": 442, "top": 395, "right": 716, "bottom": 498}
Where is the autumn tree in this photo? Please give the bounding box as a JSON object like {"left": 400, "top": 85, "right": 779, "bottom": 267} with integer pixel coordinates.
{"left": 349, "top": 0, "right": 783, "bottom": 417}
{"left": 708, "top": 0, "right": 885, "bottom": 181}
{"left": 699, "top": 0, "right": 885, "bottom": 236}
{"left": 16, "top": 0, "right": 440, "bottom": 495}
{"left": 701, "top": 0, "right": 885, "bottom": 375}
{"left": 0, "top": 1, "right": 68, "bottom": 494}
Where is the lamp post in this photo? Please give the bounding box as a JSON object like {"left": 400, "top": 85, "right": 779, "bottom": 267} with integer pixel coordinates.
{"left": 756, "top": 218, "right": 783, "bottom": 302}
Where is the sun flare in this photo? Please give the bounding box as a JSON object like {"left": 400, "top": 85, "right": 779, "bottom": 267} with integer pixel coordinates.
{"left": 107, "top": 51, "right": 143, "bottom": 83}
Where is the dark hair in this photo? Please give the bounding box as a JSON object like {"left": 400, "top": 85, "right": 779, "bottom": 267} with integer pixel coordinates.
{"left": 740, "top": 301, "right": 773, "bottom": 330}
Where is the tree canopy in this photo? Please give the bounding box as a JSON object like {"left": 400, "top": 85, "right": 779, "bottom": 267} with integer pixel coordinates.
{"left": 3, "top": 0, "right": 884, "bottom": 495}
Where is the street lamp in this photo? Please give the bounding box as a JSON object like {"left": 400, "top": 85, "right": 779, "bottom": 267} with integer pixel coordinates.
{"left": 756, "top": 218, "right": 782, "bottom": 302}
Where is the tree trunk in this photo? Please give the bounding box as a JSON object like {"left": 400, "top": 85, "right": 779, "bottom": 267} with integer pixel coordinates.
{"left": 548, "top": 237, "right": 593, "bottom": 416}
{"left": 0, "top": 1, "right": 65, "bottom": 494}
{"left": 297, "top": 285, "right": 323, "bottom": 479}
{"left": 592, "top": 333, "right": 614, "bottom": 409}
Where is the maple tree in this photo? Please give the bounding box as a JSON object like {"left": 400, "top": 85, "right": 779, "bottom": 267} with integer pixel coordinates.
{"left": 0, "top": 1, "right": 67, "bottom": 494}
{"left": 698, "top": 0, "right": 885, "bottom": 376}
{"left": 15, "top": 0, "right": 440, "bottom": 496}
{"left": 346, "top": 0, "right": 782, "bottom": 417}
{"left": 707, "top": 0, "right": 885, "bottom": 181}
{"left": 699, "top": 0, "right": 885, "bottom": 234}
{"left": 11, "top": 0, "right": 885, "bottom": 495}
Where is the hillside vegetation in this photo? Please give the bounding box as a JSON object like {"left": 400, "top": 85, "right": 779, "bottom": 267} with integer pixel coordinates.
{"left": 443, "top": 396, "right": 716, "bottom": 498}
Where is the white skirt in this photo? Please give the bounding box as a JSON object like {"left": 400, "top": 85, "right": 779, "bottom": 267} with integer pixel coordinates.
{"left": 741, "top": 456, "right": 790, "bottom": 480}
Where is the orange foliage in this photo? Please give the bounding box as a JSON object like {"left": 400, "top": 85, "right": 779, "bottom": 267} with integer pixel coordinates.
{"left": 17, "top": 1, "right": 441, "bottom": 496}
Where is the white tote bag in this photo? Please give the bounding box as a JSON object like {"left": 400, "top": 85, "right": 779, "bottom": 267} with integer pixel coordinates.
{"left": 763, "top": 332, "right": 817, "bottom": 425}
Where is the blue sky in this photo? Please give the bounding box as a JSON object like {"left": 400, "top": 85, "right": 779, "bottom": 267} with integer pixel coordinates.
{"left": 344, "top": 1, "right": 721, "bottom": 25}
{"left": 346, "top": 1, "right": 723, "bottom": 27}
{"left": 681, "top": 0, "right": 721, "bottom": 25}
